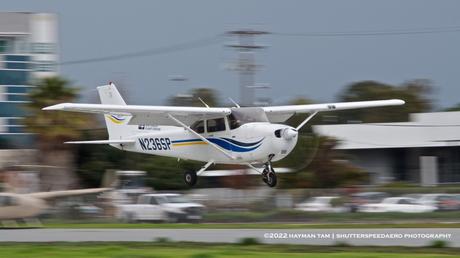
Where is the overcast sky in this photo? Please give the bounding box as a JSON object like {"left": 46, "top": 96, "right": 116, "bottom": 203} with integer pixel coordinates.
{"left": 2, "top": 0, "right": 460, "bottom": 108}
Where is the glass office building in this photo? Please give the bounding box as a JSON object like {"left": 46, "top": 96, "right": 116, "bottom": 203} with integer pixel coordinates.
{"left": 0, "top": 13, "right": 59, "bottom": 148}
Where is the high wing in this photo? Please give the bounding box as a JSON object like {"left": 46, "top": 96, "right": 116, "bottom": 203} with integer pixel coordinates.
{"left": 27, "top": 187, "right": 111, "bottom": 200}
{"left": 44, "top": 98, "right": 404, "bottom": 126}
{"left": 43, "top": 103, "right": 231, "bottom": 126}
{"left": 263, "top": 99, "right": 405, "bottom": 122}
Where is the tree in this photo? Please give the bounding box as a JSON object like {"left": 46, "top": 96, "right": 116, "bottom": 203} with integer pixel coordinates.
{"left": 290, "top": 136, "right": 368, "bottom": 188}
{"left": 23, "top": 77, "right": 92, "bottom": 190}
{"left": 306, "top": 137, "right": 367, "bottom": 188}
{"left": 444, "top": 103, "right": 460, "bottom": 112}
{"left": 276, "top": 134, "right": 319, "bottom": 188}
{"left": 337, "top": 80, "right": 433, "bottom": 123}
{"left": 276, "top": 135, "right": 367, "bottom": 188}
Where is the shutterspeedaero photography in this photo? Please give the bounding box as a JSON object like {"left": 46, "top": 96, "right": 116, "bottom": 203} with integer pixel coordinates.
{"left": 1, "top": 1, "right": 460, "bottom": 258}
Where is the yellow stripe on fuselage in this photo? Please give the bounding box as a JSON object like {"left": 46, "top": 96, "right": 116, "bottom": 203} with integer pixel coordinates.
{"left": 172, "top": 141, "right": 208, "bottom": 147}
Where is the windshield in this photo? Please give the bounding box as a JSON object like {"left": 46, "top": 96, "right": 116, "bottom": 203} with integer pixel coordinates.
{"left": 230, "top": 107, "right": 269, "bottom": 126}
{"left": 166, "top": 195, "right": 190, "bottom": 203}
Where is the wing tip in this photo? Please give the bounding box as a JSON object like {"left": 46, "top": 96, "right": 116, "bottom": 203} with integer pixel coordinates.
{"left": 42, "top": 103, "right": 66, "bottom": 111}
{"left": 97, "top": 82, "right": 116, "bottom": 90}
{"left": 393, "top": 99, "right": 406, "bottom": 105}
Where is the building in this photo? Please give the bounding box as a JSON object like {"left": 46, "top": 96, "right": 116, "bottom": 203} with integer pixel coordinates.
{"left": 314, "top": 111, "right": 460, "bottom": 186}
{"left": 0, "top": 12, "right": 59, "bottom": 148}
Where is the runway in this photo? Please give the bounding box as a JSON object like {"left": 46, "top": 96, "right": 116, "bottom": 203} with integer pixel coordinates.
{"left": 0, "top": 228, "right": 459, "bottom": 247}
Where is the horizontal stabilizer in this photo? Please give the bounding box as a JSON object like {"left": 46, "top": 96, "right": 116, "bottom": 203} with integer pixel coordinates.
{"left": 65, "top": 139, "right": 135, "bottom": 144}
{"left": 28, "top": 188, "right": 112, "bottom": 199}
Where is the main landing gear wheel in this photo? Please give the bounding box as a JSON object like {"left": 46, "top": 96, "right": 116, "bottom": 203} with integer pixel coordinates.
{"left": 184, "top": 170, "right": 197, "bottom": 186}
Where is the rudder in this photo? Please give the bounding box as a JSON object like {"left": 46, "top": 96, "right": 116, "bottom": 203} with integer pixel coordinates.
{"left": 97, "top": 83, "right": 130, "bottom": 140}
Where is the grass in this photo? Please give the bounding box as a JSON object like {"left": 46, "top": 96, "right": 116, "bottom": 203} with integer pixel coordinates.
{"left": 0, "top": 242, "right": 459, "bottom": 258}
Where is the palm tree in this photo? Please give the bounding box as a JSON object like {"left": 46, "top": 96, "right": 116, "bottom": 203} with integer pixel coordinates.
{"left": 23, "top": 77, "right": 92, "bottom": 190}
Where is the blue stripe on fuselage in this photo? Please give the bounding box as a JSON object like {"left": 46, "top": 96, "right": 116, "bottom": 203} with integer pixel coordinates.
{"left": 171, "top": 138, "right": 263, "bottom": 152}
{"left": 219, "top": 137, "right": 264, "bottom": 147}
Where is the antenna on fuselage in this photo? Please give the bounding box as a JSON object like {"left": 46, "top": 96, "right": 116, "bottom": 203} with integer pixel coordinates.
{"left": 228, "top": 97, "right": 241, "bottom": 108}
{"left": 198, "top": 97, "right": 210, "bottom": 108}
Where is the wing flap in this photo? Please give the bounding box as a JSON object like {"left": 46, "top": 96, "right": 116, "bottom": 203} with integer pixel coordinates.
{"left": 128, "top": 112, "right": 229, "bottom": 126}
{"left": 43, "top": 103, "right": 231, "bottom": 126}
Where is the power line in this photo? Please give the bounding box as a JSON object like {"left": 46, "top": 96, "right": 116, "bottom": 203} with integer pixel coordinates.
{"left": 226, "top": 29, "right": 269, "bottom": 106}
{"left": 272, "top": 25, "right": 460, "bottom": 37}
{"left": 59, "top": 34, "right": 223, "bottom": 66}
{"left": 58, "top": 25, "right": 460, "bottom": 66}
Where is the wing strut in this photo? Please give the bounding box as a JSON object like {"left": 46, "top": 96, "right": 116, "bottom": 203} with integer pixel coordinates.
{"left": 296, "top": 111, "right": 319, "bottom": 131}
{"left": 167, "top": 114, "right": 235, "bottom": 160}
{"left": 245, "top": 163, "right": 264, "bottom": 174}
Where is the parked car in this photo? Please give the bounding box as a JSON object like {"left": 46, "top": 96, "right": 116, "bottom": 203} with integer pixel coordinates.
{"left": 348, "top": 192, "right": 389, "bottom": 212}
{"left": 117, "top": 193, "right": 206, "bottom": 223}
{"left": 437, "top": 194, "right": 460, "bottom": 211}
{"left": 359, "top": 197, "right": 437, "bottom": 213}
{"left": 401, "top": 193, "right": 424, "bottom": 200}
{"left": 295, "top": 196, "right": 346, "bottom": 212}
{"left": 416, "top": 194, "right": 453, "bottom": 210}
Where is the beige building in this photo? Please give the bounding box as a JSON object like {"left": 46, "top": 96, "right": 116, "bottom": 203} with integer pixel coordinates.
{"left": 314, "top": 111, "right": 460, "bottom": 186}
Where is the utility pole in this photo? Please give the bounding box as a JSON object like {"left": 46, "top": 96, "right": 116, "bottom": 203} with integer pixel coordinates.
{"left": 226, "top": 29, "right": 269, "bottom": 106}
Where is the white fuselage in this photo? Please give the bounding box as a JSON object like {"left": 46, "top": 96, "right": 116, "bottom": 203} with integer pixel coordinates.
{"left": 116, "top": 122, "right": 298, "bottom": 164}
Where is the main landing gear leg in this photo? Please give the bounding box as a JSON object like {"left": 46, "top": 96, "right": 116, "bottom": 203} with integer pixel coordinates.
{"left": 262, "top": 154, "right": 277, "bottom": 187}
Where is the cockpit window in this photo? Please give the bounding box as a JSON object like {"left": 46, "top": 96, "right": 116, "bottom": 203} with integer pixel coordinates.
{"left": 228, "top": 114, "right": 241, "bottom": 130}
{"left": 207, "top": 118, "right": 226, "bottom": 132}
{"left": 191, "top": 120, "right": 205, "bottom": 133}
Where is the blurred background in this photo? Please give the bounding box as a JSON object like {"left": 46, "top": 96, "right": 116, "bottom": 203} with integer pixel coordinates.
{"left": 1, "top": 1, "right": 460, "bottom": 226}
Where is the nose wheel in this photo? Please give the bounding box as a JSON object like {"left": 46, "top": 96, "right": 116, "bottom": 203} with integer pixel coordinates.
{"left": 262, "top": 157, "right": 277, "bottom": 187}
{"left": 184, "top": 170, "right": 197, "bottom": 186}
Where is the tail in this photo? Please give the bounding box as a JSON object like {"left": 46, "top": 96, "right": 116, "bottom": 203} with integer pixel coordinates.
{"left": 97, "top": 83, "right": 131, "bottom": 140}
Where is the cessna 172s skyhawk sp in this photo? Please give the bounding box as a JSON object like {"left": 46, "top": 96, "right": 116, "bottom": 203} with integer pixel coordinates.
{"left": 44, "top": 83, "right": 404, "bottom": 187}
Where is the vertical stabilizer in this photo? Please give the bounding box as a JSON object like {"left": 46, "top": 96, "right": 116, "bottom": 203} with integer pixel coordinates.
{"left": 97, "top": 83, "right": 130, "bottom": 140}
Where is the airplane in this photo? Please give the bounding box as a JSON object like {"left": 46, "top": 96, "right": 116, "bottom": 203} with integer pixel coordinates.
{"left": 43, "top": 83, "right": 404, "bottom": 187}
{"left": 0, "top": 188, "right": 110, "bottom": 225}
